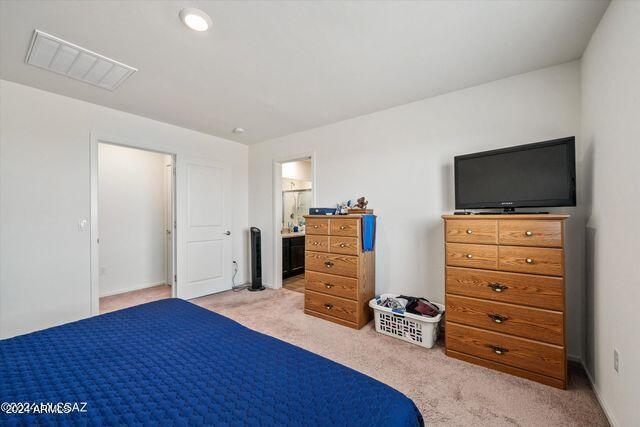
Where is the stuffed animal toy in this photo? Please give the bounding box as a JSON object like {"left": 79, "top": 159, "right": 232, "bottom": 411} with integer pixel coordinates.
{"left": 355, "top": 197, "right": 368, "bottom": 209}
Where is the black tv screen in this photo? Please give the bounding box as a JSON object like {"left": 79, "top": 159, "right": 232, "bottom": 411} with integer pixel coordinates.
{"left": 454, "top": 137, "right": 576, "bottom": 210}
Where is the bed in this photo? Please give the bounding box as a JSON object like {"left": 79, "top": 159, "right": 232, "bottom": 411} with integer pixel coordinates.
{"left": 1, "top": 298, "right": 423, "bottom": 426}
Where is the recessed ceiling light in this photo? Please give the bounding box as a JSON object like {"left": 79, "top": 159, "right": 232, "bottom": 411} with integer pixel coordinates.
{"left": 233, "top": 128, "right": 245, "bottom": 134}
{"left": 179, "top": 8, "right": 212, "bottom": 32}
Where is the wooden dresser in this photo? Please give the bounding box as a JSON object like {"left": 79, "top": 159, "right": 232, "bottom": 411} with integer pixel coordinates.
{"left": 442, "top": 214, "right": 569, "bottom": 389}
{"left": 303, "top": 215, "right": 375, "bottom": 329}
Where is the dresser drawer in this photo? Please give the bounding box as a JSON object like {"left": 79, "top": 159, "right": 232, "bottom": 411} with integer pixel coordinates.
{"left": 330, "top": 218, "right": 360, "bottom": 237}
{"left": 499, "top": 220, "right": 562, "bottom": 248}
{"left": 499, "top": 246, "right": 563, "bottom": 276}
{"left": 446, "top": 220, "right": 497, "bottom": 245}
{"left": 446, "top": 323, "right": 565, "bottom": 379}
{"left": 329, "top": 236, "right": 359, "bottom": 255}
{"left": 445, "top": 267, "right": 564, "bottom": 311}
{"left": 305, "top": 290, "right": 357, "bottom": 323}
{"left": 305, "top": 271, "right": 358, "bottom": 300}
{"left": 305, "top": 235, "right": 329, "bottom": 252}
{"left": 306, "top": 252, "right": 358, "bottom": 278}
{"left": 446, "top": 243, "right": 498, "bottom": 270}
{"left": 446, "top": 295, "right": 563, "bottom": 345}
{"left": 306, "top": 217, "right": 329, "bottom": 235}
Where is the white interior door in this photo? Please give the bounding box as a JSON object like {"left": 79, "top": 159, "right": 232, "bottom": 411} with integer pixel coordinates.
{"left": 176, "top": 158, "right": 232, "bottom": 300}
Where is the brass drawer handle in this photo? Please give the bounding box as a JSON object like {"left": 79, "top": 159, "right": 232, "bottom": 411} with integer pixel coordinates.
{"left": 313, "top": 225, "right": 319, "bottom": 229}
{"left": 466, "top": 229, "right": 473, "bottom": 234}
{"left": 313, "top": 241, "right": 319, "bottom": 245}
{"left": 324, "top": 283, "right": 334, "bottom": 289}
{"left": 324, "top": 303, "right": 333, "bottom": 310}
{"left": 487, "top": 345, "right": 508, "bottom": 355}
{"left": 488, "top": 283, "right": 508, "bottom": 293}
{"left": 525, "top": 231, "right": 533, "bottom": 236}
{"left": 340, "top": 243, "right": 346, "bottom": 248}
{"left": 526, "top": 258, "right": 534, "bottom": 264}
{"left": 488, "top": 313, "right": 508, "bottom": 323}
{"left": 324, "top": 260, "right": 334, "bottom": 268}
{"left": 340, "top": 225, "right": 347, "bottom": 230}
{"left": 466, "top": 254, "right": 473, "bottom": 259}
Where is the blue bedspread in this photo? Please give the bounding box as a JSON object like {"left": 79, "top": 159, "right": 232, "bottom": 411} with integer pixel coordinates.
{"left": 1, "top": 299, "right": 423, "bottom": 426}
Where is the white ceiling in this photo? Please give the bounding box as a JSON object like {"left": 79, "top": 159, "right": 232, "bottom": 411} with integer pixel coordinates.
{"left": 0, "top": 1, "right": 608, "bottom": 144}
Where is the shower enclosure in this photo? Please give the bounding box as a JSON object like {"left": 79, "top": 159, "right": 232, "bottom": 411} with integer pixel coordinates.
{"left": 282, "top": 188, "right": 312, "bottom": 230}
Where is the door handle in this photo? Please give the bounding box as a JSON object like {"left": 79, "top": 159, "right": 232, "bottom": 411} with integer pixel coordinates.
{"left": 224, "top": 231, "right": 231, "bottom": 236}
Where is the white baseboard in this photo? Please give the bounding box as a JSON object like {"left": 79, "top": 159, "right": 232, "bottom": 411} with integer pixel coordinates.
{"left": 100, "top": 281, "right": 167, "bottom": 297}
{"left": 567, "top": 353, "right": 581, "bottom": 363}
{"left": 231, "top": 281, "right": 250, "bottom": 290}
{"left": 571, "top": 356, "right": 619, "bottom": 427}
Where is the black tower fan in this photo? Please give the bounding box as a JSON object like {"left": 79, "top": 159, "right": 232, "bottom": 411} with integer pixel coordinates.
{"left": 249, "top": 227, "right": 265, "bottom": 291}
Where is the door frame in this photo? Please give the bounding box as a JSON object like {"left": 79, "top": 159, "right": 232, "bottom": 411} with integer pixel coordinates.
{"left": 272, "top": 152, "right": 316, "bottom": 289}
{"left": 89, "top": 133, "right": 177, "bottom": 316}
{"left": 164, "top": 162, "right": 175, "bottom": 287}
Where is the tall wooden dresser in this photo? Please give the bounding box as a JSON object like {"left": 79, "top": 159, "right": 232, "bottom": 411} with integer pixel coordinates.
{"left": 442, "top": 214, "right": 569, "bottom": 389}
{"left": 303, "top": 215, "right": 375, "bottom": 329}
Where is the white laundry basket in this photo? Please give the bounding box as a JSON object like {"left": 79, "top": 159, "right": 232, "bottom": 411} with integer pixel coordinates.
{"left": 369, "top": 294, "right": 444, "bottom": 349}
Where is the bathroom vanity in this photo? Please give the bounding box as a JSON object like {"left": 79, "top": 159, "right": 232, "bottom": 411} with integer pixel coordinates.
{"left": 282, "top": 233, "right": 305, "bottom": 279}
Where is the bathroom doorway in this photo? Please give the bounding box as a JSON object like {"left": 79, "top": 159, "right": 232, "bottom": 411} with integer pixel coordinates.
{"left": 281, "top": 159, "right": 312, "bottom": 292}
{"left": 272, "top": 155, "right": 315, "bottom": 291}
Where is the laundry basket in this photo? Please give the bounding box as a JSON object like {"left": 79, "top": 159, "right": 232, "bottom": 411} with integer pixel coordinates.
{"left": 369, "top": 294, "right": 444, "bottom": 349}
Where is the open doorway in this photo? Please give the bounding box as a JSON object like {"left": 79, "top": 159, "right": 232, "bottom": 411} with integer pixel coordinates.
{"left": 272, "top": 155, "right": 314, "bottom": 291}
{"left": 96, "top": 142, "right": 176, "bottom": 313}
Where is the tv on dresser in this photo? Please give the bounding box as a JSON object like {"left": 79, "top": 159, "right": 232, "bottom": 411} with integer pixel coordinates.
{"left": 454, "top": 137, "right": 576, "bottom": 213}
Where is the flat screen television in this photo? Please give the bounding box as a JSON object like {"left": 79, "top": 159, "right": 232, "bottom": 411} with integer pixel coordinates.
{"left": 454, "top": 137, "right": 576, "bottom": 211}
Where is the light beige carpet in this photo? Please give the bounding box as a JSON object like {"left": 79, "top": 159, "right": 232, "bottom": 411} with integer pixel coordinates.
{"left": 191, "top": 289, "right": 608, "bottom": 426}
{"left": 100, "top": 284, "right": 171, "bottom": 314}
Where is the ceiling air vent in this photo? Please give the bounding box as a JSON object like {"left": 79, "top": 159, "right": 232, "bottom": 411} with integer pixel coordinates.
{"left": 25, "top": 30, "right": 137, "bottom": 91}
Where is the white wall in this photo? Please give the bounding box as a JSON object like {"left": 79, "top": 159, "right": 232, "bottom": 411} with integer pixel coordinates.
{"left": 98, "top": 144, "right": 170, "bottom": 297}
{"left": 282, "top": 159, "right": 312, "bottom": 181}
{"left": 580, "top": 1, "right": 640, "bottom": 424}
{"left": 249, "top": 62, "right": 584, "bottom": 357}
{"left": 0, "top": 79, "right": 249, "bottom": 339}
{"left": 282, "top": 178, "right": 312, "bottom": 192}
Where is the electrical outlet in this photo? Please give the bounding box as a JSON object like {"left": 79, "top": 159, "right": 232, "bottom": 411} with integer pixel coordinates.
{"left": 614, "top": 348, "right": 620, "bottom": 373}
